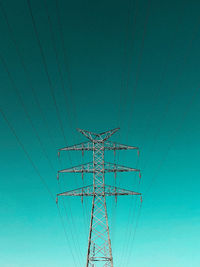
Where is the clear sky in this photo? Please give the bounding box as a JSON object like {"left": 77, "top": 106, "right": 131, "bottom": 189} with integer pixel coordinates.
{"left": 0, "top": 0, "right": 199, "bottom": 266}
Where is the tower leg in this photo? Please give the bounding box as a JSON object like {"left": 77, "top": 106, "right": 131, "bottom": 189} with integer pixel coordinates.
{"left": 86, "top": 194, "right": 113, "bottom": 267}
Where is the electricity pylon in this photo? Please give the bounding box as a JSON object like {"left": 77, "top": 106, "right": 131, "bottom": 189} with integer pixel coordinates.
{"left": 56, "top": 128, "right": 142, "bottom": 267}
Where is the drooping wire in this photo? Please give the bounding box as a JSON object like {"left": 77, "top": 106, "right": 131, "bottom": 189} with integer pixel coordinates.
{"left": 57, "top": 179, "right": 84, "bottom": 265}
{"left": 111, "top": 0, "right": 138, "bottom": 249}
{"left": 0, "top": 106, "right": 78, "bottom": 266}
{"left": 117, "top": 0, "right": 136, "bottom": 123}
{"left": 118, "top": 155, "right": 140, "bottom": 266}
{"left": 45, "top": 0, "right": 89, "bottom": 252}
{"left": 137, "top": 4, "right": 186, "bottom": 152}
{"left": 144, "top": 84, "right": 200, "bottom": 196}
{"left": 0, "top": 51, "right": 84, "bottom": 265}
{"left": 0, "top": 1, "right": 57, "bottom": 149}
{"left": 26, "top": 0, "right": 68, "bottom": 144}
{"left": 0, "top": 5, "right": 81, "bottom": 258}
{"left": 121, "top": 151, "right": 141, "bottom": 266}
{"left": 80, "top": 149, "right": 91, "bottom": 240}
{"left": 43, "top": 0, "right": 75, "bottom": 132}
{"left": 142, "top": 17, "right": 200, "bottom": 172}
{"left": 125, "top": 198, "right": 143, "bottom": 267}
{"left": 112, "top": 149, "right": 141, "bottom": 264}
{"left": 58, "top": 148, "right": 91, "bottom": 263}
{"left": 115, "top": 0, "right": 152, "bottom": 253}
{"left": 1, "top": 3, "right": 84, "bottom": 263}
{"left": 121, "top": 84, "right": 200, "bottom": 266}
{"left": 0, "top": 54, "right": 55, "bottom": 173}
{"left": 125, "top": 0, "right": 151, "bottom": 139}
{"left": 43, "top": 0, "right": 84, "bottom": 216}
{"left": 121, "top": 75, "right": 200, "bottom": 267}
{"left": 59, "top": 150, "right": 89, "bottom": 243}
{"left": 26, "top": 0, "right": 78, "bottom": 184}
{"left": 118, "top": 0, "right": 151, "bottom": 134}
{"left": 121, "top": 7, "right": 200, "bottom": 265}
{"left": 110, "top": 147, "right": 118, "bottom": 244}
{"left": 46, "top": 1, "right": 90, "bottom": 246}
{"left": 56, "top": 204, "right": 79, "bottom": 267}
{"left": 0, "top": 106, "right": 54, "bottom": 200}
{"left": 55, "top": 0, "right": 77, "bottom": 124}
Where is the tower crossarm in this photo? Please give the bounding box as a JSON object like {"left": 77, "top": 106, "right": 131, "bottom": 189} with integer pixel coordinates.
{"left": 77, "top": 127, "right": 120, "bottom": 142}
{"left": 104, "top": 141, "right": 139, "bottom": 151}
{"left": 58, "top": 141, "right": 139, "bottom": 153}
{"left": 58, "top": 162, "right": 140, "bottom": 174}
{"left": 57, "top": 184, "right": 141, "bottom": 197}
{"left": 58, "top": 141, "right": 93, "bottom": 152}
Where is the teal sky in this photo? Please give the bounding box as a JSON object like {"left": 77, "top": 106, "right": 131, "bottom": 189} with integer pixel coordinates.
{"left": 0, "top": 0, "right": 200, "bottom": 266}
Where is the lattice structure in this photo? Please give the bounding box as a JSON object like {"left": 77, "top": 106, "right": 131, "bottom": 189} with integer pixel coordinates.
{"left": 57, "top": 128, "right": 141, "bottom": 267}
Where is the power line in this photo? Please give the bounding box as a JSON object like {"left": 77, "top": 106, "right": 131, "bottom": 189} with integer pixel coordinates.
{"left": 0, "top": 1, "right": 57, "bottom": 149}
{"left": 58, "top": 181, "right": 84, "bottom": 265}
{"left": 142, "top": 17, "right": 200, "bottom": 172}
{"left": 138, "top": 1, "right": 187, "bottom": 149}
{"left": 118, "top": 12, "right": 200, "bottom": 265}
{"left": 117, "top": 0, "right": 136, "bottom": 123}
{"left": 125, "top": 0, "right": 151, "bottom": 139}
{"left": 120, "top": 11, "right": 200, "bottom": 266}
{"left": 0, "top": 15, "right": 82, "bottom": 260}
{"left": 43, "top": 0, "right": 75, "bottom": 132}
{"left": 144, "top": 85, "right": 200, "bottom": 196}
{"left": 26, "top": 0, "right": 68, "bottom": 144}
{"left": 0, "top": 54, "right": 56, "bottom": 173}
{"left": 0, "top": 106, "right": 80, "bottom": 266}
{"left": 123, "top": 85, "right": 199, "bottom": 266}
{"left": 119, "top": 157, "right": 140, "bottom": 266}
{"left": 125, "top": 199, "right": 143, "bottom": 266}
{"left": 116, "top": 0, "right": 151, "bottom": 257}
{"left": 56, "top": 204, "right": 79, "bottom": 267}
{"left": 0, "top": 106, "right": 54, "bottom": 200}
{"left": 1, "top": 3, "right": 84, "bottom": 261}
{"left": 55, "top": 0, "right": 77, "bottom": 124}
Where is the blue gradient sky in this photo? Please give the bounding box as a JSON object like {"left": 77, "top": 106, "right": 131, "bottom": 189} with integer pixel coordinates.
{"left": 0, "top": 0, "right": 200, "bottom": 266}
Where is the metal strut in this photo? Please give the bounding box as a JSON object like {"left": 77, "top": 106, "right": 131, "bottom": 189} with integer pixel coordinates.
{"left": 57, "top": 128, "right": 141, "bottom": 267}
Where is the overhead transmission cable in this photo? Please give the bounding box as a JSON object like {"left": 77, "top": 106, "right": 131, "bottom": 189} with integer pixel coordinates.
{"left": 125, "top": 0, "right": 151, "bottom": 139}
{"left": 0, "top": 54, "right": 55, "bottom": 173}
{"left": 26, "top": 0, "right": 67, "bottom": 145}
{"left": 117, "top": 0, "right": 136, "bottom": 123}
{"left": 43, "top": 0, "right": 74, "bottom": 132}
{"left": 116, "top": 1, "right": 151, "bottom": 264}
{"left": 0, "top": 53, "right": 83, "bottom": 265}
{"left": 125, "top": 197, "right": 143, "bottom": 267}
{"left": 43, "top": 0, "right": 89, "bottom": 250}
{"left": 0, "top": 1, "right": 57, "bottom": 149}
{"left": 58, "top": 156, "right": 89, "bottom": 249}
{"left": 37, "top": 0, "right": 88, "bottom": 257}
{"left": 112, "top": 0, "right": 137, "bottom": 253}
{"left": 0, "top": 106, "right": 54, "bottom": 200}
{"left": 55, "top": 0, "right": 77, "bottom": 124}
{"left": 138, "top": 5, "right": 186, "bottom": 151}
{"left": 144, "top": 84, "right": 200, "bottom": 196}
{"left": 1, "top": 3, "right": 84, "bottom": 263}
{"left": 118, "top": 156, "right": 140, "bottom": 266}
{"left": 122, "top": 8, "right": 199, "bottom": 264}
{"left": 123, "top": 7, "right": 200, "bottom": 266}
{"left": 123, "top": 82, "right": 199, "bottom": 267}
{"left": 142, "top": 18, "right": 200, "bottom": 172}
{"left": 0, "top": 106, "right": 78, "bottom": 267}
{"left": 122, "top": 1, "right": 198, "bottom": 264}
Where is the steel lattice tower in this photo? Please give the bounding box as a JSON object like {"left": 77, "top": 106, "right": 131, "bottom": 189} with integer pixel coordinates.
{"left": 56, "top": 128, "right": 142, "bottom": 267}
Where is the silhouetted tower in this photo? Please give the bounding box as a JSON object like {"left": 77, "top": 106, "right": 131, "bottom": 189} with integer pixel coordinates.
{"left": 57, "top": 128, "right": 142, "bottom": 267}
